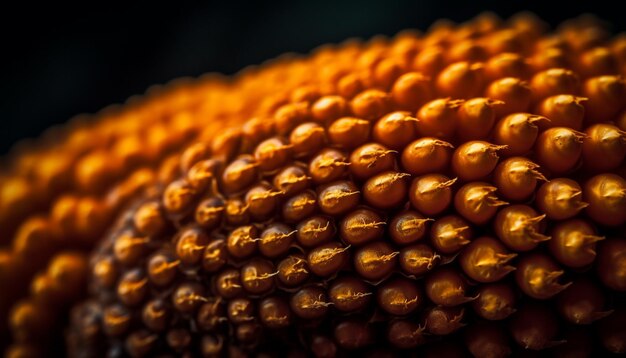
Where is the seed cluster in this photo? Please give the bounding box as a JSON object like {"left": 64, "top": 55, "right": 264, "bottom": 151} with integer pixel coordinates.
{"left": 3, "top": 11, "right": 626, "bottom": 358}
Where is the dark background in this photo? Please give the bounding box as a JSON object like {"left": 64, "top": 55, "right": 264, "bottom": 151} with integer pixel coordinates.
{"left": 1, "top": 0, "right": 623, "bottom": 156}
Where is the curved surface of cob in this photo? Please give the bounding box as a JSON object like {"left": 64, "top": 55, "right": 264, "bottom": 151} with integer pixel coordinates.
{"left": 3, "top": 12, "right": 626, "bottom": 357}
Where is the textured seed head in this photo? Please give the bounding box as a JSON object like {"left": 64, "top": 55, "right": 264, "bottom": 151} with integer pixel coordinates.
{"left": 6, "top": 12, "right": 626, "bottom": 357}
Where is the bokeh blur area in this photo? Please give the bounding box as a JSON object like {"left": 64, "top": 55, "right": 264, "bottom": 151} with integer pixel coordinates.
{"left": 0, "top": 0, "right": 623, "bottom": 156}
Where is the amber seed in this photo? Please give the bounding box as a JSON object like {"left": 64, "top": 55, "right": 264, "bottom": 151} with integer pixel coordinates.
{"left": 309, "top": 149, "right": 350, "bottom": 185}
{"left": 259, "top": 223, "right": 296, "bottom": 259}
{"left": 582, "top": 75, "right": 626, "bottom": 123}
{"left": 493, "top": 113, "right": 546, "bottom": 157}
{"left": 274, "top": 102, "right": 310, "bottom": 136}
{"left": 277, "top": 255, "right": 310, "bottom": 287}
{"left": 416, "top": 98, "right": 462, "bottom": 140}
{"left": 582, "top": 123, "right": 626, "bottom": 172}
{"left": 103, "top": 304, "right": 131, "bottom": 337}
{"left": 377, "top": 277, "right": 422, "bottom": 315}
{"left": 187, "top": 158, "right": 221, "bottom": 193}
{"left": 290, "top": 286, "right": 331, "bottom": 319}
{"left": 454, "top": 182, "right": 507, "bottom": 225}
{"left": 312, "top": 95, "right": 349, "bottom": 126}
{"left": 317, "top": 180, "right": 361, "bottom": 216}
{"left": 273, "top": 165, "right": 311, "bottom": 197}
{"left": 92, "top": 255, "right": 118, "bottom": 289}
{"left": 282, "top": 190, "right": 317, "bottom": 223}
{"left": 167, "top": 328, "right": 192, "bottom": 352}
{"left": 227, "top": 298, "right": 254, "bottom": 325}
{"left": 399, "top": 243, "right": 440, "bottom": 277}
{"left": 494, "top": 205, "right": 550, "bottom": 252}
{"left": 240, "top": 259, "right": 277, "bottom": 295}
{"left": 584, "top": 173, "right": 626, "bottom": 226}
{"left": 413, "top": 45, "right": 445, "bottom": 77}
{"left": 289, "top": 122, "right": 327, "bottom": 158}
{"left": 175, "top": 227, "right": 210, "bottom": 267}
{"left": 259, "top": 296, "right": 292, "bottom": 329}
{"left": 221, "top": 156, "right": 259, "bottom": 194}
{"left": 459, "top": 236, "right": 516, "bottom": 283}
{"left": 142, "top": 298, "right": 171, "bottom": 332}
{"left": 224, "top": 198, "right": 250, "bottom": 226}
{"left": 485, "top": 77, "right": 532, "bottom": 116}
{"left": 391, "top": 72, "right": 432, "bottom": 111}
{"left": 363, "top": 171, "right": 410, "bottom": 210}
{"left": 535, "top": 127, "right": 585, "bottom": 175}
{"left": 425, "top": 267, "right": 474, "bottom": 306}
{"left": 350, "top": 89, "right": 391, "bottom": 121}
{"left": 215, "top": 268, "right": 243, "bottom": 299}
{"left": 340, "top": 208, "right": 385, "bottom": 246}
{"left": 387, "top": 320, "right": 426, "bottom": 349}
{"left": 400, "top": 137, "right": 454, "bottom": 176}
{"left": 133, "top": 201, "right": 166, "bottom": 237}
{"left": 435, "top": 61, "right": 484, "bottom": 99}
{"left": 535, "top": 178, "right": 587, "bottom": 220}
{"left": 117, "top": 269, "right": 149, "bottom": 306}
{"left": 195, "top": 197, "right": 225, "bottom": 230}
{"left": 201, "top": 238, "right": 227, "bottom": 273}
{"left": 353, "top": 241, "right": 399, "bottom": 281}
{"left": 530, "top": 68, "right": 580, "bottom": 102}
{"left": 147, "top": 252, "right": 180, "bottom": 287}
{"left": 424, "top": 306, "right": 465, "bottom": 336}
{"left": 245, "top": 183, "right": 283, "bottom": 221}
{"left": 197, "top": 297, "right": 225, "bottom": 332}
{"left": 349, "top": 143, "right": 396, "bottom": 181}
{"left": 596, "top": 238, "right": 626, "bottom": 291}
{"left": 484, "top": 52, "right": 530, "bottom": 81}
{"left": 389, "top": 211, "right": 431, "bottom": 246}
{"left": 296, "top": 216, "right": 335, "bottom": 248}
{"left": 451, "top": 141, "right": 506, "bottom": 181}
{"left": 113, "top": 230, "right": 149, "bottom": 267}
{"left": 535, "top": 95, "right": 586, "bottom": 131}
{"left": 236, "top": 322, "right": 262, "bottom": 345}
{"left": 328, "top": 275, "right": 373, "bottom": 312}
{"left": 456, "top": 97, "right": 501, "bottom": 141}
{"left": 372, "top": 111, "right": 419, "bottom": 150}
{"left": 9, "top": 299, "right": 53, "bottom": 341}
{"left": 125, "top": 330, "right": 158, "bottom": 357}
{"left": 172, "top": 282, "right": 207, "bottom": 314}
{"left": 308, "top": 242, "right": 350, "bottom": 277}
{"left": 472, "top": 283, "right": 517, "bottom": 321}
{"left": 409, "top": 174, "right": 456, "bottom": 216}
{"left": 328, "top": 117, "right": 371, "bottom": 150}
{"left": 516, "top": 253, "right": 570, "bottom": 299}
{"left": 493, "top": 157, "right": 547, "bottom": 201}
{"left": 549, "top": 219, "right": 604, "bottom": 268}
{"left": 430, "top": 214, "right": 473, "bottom": 255}
{"left": 226, "top": 225, "right": 259, "bottom": 259}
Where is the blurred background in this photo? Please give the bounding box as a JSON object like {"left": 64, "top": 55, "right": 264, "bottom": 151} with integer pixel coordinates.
{"left": 1, "top": 0, "right": 623, "bottom": 155}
